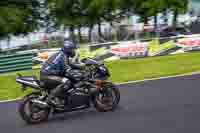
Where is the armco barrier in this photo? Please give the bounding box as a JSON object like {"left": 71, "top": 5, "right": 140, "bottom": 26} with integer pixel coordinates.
{"left": 0, "top": 53, "right": 33, "bottom": 73}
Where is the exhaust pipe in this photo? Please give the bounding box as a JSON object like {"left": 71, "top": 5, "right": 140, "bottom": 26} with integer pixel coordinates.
{"left": 31, "top": 99, "right": 49, "bottom": 108}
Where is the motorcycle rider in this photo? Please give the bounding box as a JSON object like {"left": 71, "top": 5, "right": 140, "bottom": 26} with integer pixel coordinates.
{"left": 40, "top": 34, "right": 84, "bottom": 107}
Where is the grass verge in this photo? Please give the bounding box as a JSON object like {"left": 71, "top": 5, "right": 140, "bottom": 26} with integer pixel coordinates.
{"left": 1, "top": 52, "right": 200, "bottom": 100}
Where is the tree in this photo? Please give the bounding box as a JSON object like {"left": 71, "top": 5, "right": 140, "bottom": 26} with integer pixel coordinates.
{"left": 0, "top": 0, "right": 41, "bottom": 39}
{"left": 131, "top": 0, "right": 165, "bottom": 25}
{"left": 47, "top": 0, "right": 87, "bottom": 42}
{"left": 46, "top": 0, "right": 189, "bottom": 43}
{"left": 166, "top": 0, "right": 189, "bottom": 28}
{"left": 87, "top": 0, "right": 118, "bottom": 40}
{"left": 47, "top": 0, "right": 119, "bottom": 42}
{"left": 81, "top": 0, "right": 106, "bottom": 41}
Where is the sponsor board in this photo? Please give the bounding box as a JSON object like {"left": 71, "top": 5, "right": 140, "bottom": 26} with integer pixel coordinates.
{"left": 110, "top": 41, "right": 149, "bottom": 58}
{"left": 109, "top": 40, "right": 177, "bottom": 58}
{"left": 176, "top": 37, "right": 200, "bottom": 51}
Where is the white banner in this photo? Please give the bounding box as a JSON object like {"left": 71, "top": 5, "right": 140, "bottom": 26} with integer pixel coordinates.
{"left": 176, "top": 37, "right": 200, "bottom": 51}
{"left": 110, "top": 41, "right": 149, "bottom": 58}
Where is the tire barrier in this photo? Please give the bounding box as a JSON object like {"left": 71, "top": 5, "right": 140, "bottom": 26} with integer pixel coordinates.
{"left": 0, "top": 53, "right": 33, "bottom": 74}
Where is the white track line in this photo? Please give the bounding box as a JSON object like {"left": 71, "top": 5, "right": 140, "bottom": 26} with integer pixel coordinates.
{"left": 0, "top": 97, "right": 22, "bottom": 103}
{"left": 0, "top": 72, "right": 200, "bottom": 103}
{"left": 117, "top": 72, "right": 200, "bottom": 85}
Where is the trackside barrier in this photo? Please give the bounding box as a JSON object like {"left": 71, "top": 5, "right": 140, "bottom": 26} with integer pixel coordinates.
{"left": 0, "top": 53, "right": 33, "bottom": 74}
{"left": 89, "top": 34, "right": 200, "bottom": 50}
{"left": 85, "top": 34, "right": 200, "bottom": 61}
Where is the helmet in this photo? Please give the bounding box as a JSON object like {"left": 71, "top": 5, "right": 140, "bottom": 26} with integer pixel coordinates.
{"left": 63, "top": 37, "right": 76, "bottom": 57}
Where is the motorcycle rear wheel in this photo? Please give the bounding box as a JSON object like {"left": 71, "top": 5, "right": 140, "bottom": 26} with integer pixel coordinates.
{"left": 18, "top": 92, "right": 50, "bottom": 124}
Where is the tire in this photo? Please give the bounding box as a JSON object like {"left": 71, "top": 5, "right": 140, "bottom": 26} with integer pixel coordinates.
{"left": 93, "top": 83, "right": 120, "bottom": 112}
{"left": 18, "top": 92, "right": 50, "bottom": 124}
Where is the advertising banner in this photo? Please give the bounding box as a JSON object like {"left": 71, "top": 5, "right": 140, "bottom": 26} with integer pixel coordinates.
{"left": 109, "top": 40, "right": 177, "bottom": 58}
{"left": 110, "top": 41, "right": 149, "bottom": 58}
{"left": 176, "top": 37, "right": 200, "bottom": 51}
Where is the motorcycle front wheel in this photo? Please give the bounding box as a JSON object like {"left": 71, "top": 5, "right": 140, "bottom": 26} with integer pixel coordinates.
{"left": 93, "top": 83, "right": 120, "bottom": 112}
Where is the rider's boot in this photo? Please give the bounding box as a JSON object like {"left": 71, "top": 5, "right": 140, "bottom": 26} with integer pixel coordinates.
{"left": 46, "top": 84, "right": 65, "bottom": 108}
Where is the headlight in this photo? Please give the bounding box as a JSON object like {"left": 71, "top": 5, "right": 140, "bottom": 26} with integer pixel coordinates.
{"left": 99, "top": 66, "right": 106, "bottom": 72}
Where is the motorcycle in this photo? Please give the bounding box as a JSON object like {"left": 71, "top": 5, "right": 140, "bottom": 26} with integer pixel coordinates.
{"left": 16, "top": 58, "right": 120, "bottom": 124}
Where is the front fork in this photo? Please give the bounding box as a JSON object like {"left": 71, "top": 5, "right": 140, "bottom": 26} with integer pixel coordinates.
{"left": 102, "top": 82, "right": 113, "bottom": 96}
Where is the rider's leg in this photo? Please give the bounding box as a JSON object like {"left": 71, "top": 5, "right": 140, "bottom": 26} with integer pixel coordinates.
{"left": 41, "top": 75, "right": 71, "bottom": 106}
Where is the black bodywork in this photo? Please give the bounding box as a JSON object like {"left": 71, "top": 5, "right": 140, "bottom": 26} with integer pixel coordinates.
{"left": 16, "top": 58, "right": 110, "bottom": 113}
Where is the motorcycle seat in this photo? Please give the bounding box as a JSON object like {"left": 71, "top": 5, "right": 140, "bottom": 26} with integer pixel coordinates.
{"left": 16, "top": 75, "right": 42, "bottom": 89}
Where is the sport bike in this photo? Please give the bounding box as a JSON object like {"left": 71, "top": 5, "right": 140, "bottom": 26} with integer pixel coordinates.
{"left": 16, "top": 58, "right": 120, "bottom": 124}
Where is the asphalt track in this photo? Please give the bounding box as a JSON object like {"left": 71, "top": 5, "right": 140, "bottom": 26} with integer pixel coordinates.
{"left": 1, "top": 74, "right": 200, "bottom": 133}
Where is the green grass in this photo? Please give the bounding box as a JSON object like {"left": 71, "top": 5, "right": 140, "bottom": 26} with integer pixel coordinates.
{"left": 1, "top": 52, "right": 200, "bottom": 100}
{"left": 108, "top": 52, "right": 200, "bottom": 82}
{"left": 0, "top": 70, "right": 39, "bottom": 100}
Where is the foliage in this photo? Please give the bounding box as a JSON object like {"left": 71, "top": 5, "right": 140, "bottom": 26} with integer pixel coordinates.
{"left": 0, "top": 0, "right": 41, "bottom": 38}
{"left": 0, "top": 0, "right": 189, "bottom": 40}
